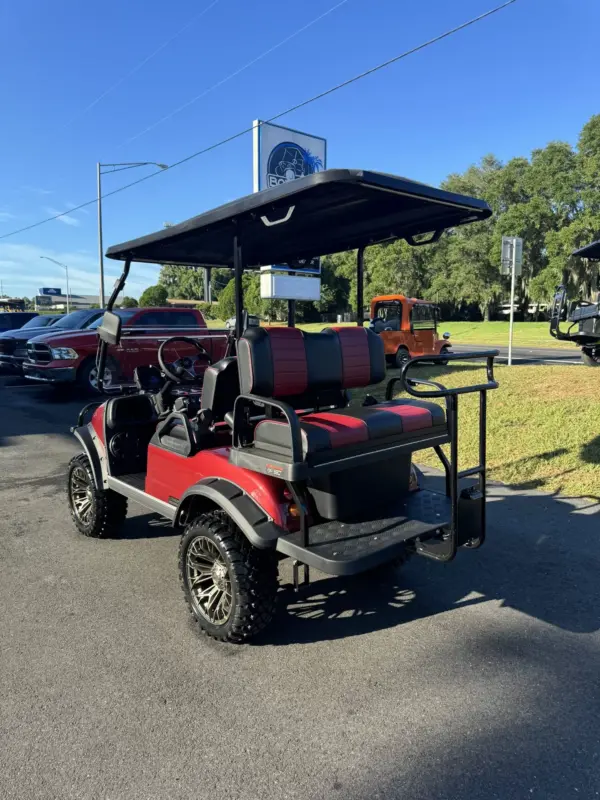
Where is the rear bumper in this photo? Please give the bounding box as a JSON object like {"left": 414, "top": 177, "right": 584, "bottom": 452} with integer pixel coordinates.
{"left": 23, "top": 363, "right": 77, "bottom": 383}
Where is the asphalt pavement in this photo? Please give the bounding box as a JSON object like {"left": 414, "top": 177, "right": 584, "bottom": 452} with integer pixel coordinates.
{"left": 1, "top": 374, "right": 599, "bottom": 800}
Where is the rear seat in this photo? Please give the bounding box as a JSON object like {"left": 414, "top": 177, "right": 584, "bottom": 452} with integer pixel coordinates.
{"left": 237, "top": 326, "right": 447, "bottom": 463}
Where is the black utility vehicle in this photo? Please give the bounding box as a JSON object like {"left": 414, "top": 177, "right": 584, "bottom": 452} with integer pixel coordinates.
{"left": 550, "top": 240, "right": 600, "bottom": 365}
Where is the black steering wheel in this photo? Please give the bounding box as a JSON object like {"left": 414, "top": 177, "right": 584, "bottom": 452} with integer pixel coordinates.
{"left": 157, "top": 337, "right": 212, "bottom": 384}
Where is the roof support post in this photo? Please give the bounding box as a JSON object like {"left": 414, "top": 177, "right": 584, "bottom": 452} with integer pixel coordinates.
{"left": 356, "top": 246, "right": 365, "bottom": 326}
{"left": 287, "top": 300, "right": 296, "bottom": 328}
{"left": 233, "top": 235, "right": 244, "bottom": 339}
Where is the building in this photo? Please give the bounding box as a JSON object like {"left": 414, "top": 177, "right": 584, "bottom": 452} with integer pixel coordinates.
{"left": 35, "top": 292, "right": 122, "bottom": 310}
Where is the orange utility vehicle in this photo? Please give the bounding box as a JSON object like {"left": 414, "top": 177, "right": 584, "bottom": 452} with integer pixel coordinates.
{"left": 369, "top": 294, "right": 451, "bottom": 368}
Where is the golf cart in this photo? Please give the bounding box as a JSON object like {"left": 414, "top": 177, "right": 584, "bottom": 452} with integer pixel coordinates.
{"left": 550, "top": 240, "right": 600, "bottom": 365}
{"left": 67, "top": 169, "right": 498, "bottom": 643}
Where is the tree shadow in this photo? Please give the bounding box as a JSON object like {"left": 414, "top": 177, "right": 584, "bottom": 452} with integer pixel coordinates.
{"left": 581, "top": 434, "right": 600, "bottom": 465}
{"left": 345, "top": 627, "right": 600, "bottom": 800}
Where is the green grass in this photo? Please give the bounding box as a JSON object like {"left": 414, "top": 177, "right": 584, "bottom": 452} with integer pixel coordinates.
{"left": 352, "top": 363, "right": 600, "bottom": 500}
{"left": 284, "top": 320, "right": 574, "bottom": 350}
{"left": 209, "top": 319, "right": 573, "bottom": 352}
{"left": 437, "top": 321, "right": 573, "bottom": 350}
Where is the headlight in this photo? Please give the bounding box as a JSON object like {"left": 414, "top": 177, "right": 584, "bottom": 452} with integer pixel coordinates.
{"left": 50, "top": 347, "right": 79, "bottom": 360}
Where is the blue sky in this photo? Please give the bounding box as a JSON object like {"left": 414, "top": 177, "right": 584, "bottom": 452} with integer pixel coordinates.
{"left": 0, "top": 0, "right": 598, "bottom": 300}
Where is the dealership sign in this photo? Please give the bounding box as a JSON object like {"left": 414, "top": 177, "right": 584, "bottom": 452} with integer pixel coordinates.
{"left": 253, "top": 121, "right": 326, "bottom": 284}
{"left": 39, "top": 287, "right": 62, "bottom": 296}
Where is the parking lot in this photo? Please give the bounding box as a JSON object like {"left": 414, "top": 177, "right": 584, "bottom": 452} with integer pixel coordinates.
{"left": 1, "top": 373, "right": 599, "bottom": 800}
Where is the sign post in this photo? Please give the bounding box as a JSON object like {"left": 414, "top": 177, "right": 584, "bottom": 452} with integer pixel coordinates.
{"left": 501, "top": 236, "right": 523, "bottom": 366}
{"left": 253, "top": 120, "right": 326, "bottom": 304}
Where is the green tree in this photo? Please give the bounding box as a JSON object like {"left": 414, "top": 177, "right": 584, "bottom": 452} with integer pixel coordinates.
{"left": 216, "top": 278, "right": 236, "bottom": 320}
{"left": 139, "top": 284, "right": 168, "bottom": 307}
{"left": 120, "top": 296, "right": 138, "bottom": 308}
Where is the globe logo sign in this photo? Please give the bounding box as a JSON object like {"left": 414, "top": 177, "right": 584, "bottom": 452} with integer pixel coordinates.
{"left": 266, "top": 142, "right": 323, "bottom": 188}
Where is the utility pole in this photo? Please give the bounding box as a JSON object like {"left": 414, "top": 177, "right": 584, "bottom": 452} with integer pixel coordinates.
{"left": 97, "top": 163, "right": 104, "bottom": 308}
{"left": 97, "top": 161, "right": 168, "bottom": 308}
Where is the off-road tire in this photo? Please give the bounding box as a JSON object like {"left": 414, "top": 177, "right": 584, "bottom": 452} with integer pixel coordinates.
{"left": 581, "top": 348, "right": 600, "bottom": 367}
{"left": 179, "top": 511, "right": 278, "bottom": 644}
{"left": 77, "top": 356, "right": 119, "bottom": 395}
{"left": 394, "top": 346, "right": 410, "bottom": 369}
{"left": 67, "top": 453, "right": 128, "bottom": 538}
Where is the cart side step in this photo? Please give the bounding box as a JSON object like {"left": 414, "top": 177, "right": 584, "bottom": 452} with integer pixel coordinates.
{"left": 277, "top": 489, "right": 450, "bottom": 576}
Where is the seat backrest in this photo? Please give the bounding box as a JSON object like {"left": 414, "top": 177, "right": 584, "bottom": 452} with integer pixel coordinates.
{"left": 238, "top": 326, "right": 385, "bottom": 402}
{"left": 200, "top": 357, "right": 240, "bottom": 421}
{"left": 105, "top": 393, "right": 158, "bottom": 430}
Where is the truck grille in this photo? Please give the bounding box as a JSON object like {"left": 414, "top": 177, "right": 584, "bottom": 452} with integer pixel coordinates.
{"left": 27, "top": 342, "right": 52, "bottom": 364}
{"left": 0, "top": 339, "right": 16, "bottom": 355}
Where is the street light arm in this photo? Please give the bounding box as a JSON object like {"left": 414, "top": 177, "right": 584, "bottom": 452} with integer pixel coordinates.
{"left": 99, "top": 162, "right": 168, "bottom": 175}
{"left": 40, "top": 255, "right": 70, "bottom": 313}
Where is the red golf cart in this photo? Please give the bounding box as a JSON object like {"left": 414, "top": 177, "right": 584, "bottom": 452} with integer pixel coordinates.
{"left": 67, "top": 169, "right": 498, "bottom": 643}
{"left": 550, "top": 240, "right": 600, "bottom": 365}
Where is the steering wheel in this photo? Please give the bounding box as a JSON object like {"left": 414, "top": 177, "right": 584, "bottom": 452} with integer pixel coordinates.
{"left": 157, "top": 337, "right": 212, "bottom": 384}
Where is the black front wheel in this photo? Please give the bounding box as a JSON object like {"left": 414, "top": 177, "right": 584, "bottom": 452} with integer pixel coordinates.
{"left": 394, "top": 347, "right": 410, "bottom": 369}
{"left": 67, "top": 453, "right": 127, "bottom": 538}
{"left": 438, "top": 346, "right": 452, "bottom": 366}
{"left": 179, "top": 511, "right": 278, "bottom": 643}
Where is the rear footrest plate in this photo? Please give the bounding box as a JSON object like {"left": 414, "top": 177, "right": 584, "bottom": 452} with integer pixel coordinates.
{"left": 277, "top": 489, "right": 451, "bottom": 576}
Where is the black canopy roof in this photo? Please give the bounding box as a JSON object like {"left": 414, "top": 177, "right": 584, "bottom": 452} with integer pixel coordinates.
{"left": 106, "top": 168, "right": 492, "bottom": 268}
{"left": 573, "top": 240, "right": 600, "bottom": 260}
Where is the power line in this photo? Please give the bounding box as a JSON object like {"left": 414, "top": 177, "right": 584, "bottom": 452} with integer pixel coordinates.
{"left": 115, "top": 0, "right": 354, "bottom": 150}
{"left": 61, "top": 0, "right": 224, "bottom": 129}
{"left": 0, "top": 0, "right": 518, "bottom": 242}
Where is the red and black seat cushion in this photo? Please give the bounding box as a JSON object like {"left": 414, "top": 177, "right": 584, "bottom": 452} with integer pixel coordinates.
{"left": 254, "top": 399, "right": 446, "bottom": 458}
{"left": 237, "top": 325, "right": 447, "bottom": 460}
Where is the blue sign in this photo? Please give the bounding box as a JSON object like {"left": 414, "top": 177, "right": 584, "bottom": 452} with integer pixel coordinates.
{"left": 253, "top": 121, "right": 326, "bottom": 276}
{"left": 39, "top": 287, "right": 62, "bottom": 296}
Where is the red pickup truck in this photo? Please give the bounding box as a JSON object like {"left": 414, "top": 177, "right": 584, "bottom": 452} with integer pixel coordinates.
{"left": 23, "top": 307, "right": 228, "bottom": 392}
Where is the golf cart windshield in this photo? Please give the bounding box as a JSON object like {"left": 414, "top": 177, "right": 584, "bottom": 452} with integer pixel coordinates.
{"left": 106, "top": 169, "right": 491, "bottom": 268}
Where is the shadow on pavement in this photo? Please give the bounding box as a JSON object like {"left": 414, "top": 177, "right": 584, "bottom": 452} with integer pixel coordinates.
{"left": 264, "top": 472, "right": 600, "bottom": 646}
{"left": 118, "top": 513, "right": 178, "bottom": 540}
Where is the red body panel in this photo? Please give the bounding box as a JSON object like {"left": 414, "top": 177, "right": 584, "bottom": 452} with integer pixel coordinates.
{"left": 145, "top": 445, "right": 287, "bottom": 526}
{"left": 91, "top": 404, "right": 105, "bottom": 443}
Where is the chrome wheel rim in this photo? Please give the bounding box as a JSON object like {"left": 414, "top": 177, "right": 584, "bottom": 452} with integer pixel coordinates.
{"left": 88, "top": 366, "right": 112, "bottom": 390}
{"left": 70, "top": 465, "right": 94, "bottom": 524}
{"left": 186, "top": 536, "right": 232, "bottom": 626}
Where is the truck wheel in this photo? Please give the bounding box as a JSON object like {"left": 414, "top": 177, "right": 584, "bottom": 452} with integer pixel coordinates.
{"left": 77, "top": 357, "right": 118, "bottom": 394}
{"left": 394, "top": 347, "right": 410, "bottom": 369}
{"left": 179, "top": 511, "right": 278, "bottom": 643}
{"left": 67, "top": 453, "right": 128, "bottom": 538}
{"left": 581, "top": 348, "right": 600, "bottom": 367}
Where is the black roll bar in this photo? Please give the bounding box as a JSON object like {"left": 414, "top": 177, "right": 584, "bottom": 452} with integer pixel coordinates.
{"left": 232, "top": 394, "right": 303, "bottom": 463}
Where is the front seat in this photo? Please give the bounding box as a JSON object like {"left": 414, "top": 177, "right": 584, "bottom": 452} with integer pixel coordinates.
{"left": 200, "top": 357, "right": 240, "bottom": 424}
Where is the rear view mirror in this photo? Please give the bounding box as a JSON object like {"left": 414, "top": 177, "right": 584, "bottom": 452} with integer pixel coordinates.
{"left": 97, "top": 311, "right": 122, "bottom": 345}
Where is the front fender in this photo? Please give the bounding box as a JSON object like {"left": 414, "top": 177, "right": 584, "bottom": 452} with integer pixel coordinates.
{"left": 176, "top": 478, "right": 282, "bottom": 549}
{"left": 72, "top": 424, "right": 107, "bottom": 488}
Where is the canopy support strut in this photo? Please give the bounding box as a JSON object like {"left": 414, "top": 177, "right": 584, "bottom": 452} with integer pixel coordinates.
{"left": 233, "top": 235, "right": 243, "bottom": 340}
{"left": 356, "top": 246, "right": 365, "bottom": 326}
